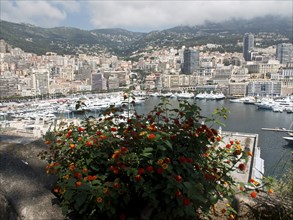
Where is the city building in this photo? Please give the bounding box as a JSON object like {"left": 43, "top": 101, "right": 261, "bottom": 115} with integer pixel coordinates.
{"left": 228, "top": 82, "right": 248, "bottom": 97}
{"left": 247, "top": 80, "right": 281, "bottom": 96}
{"left": 0, "top": 73, "right": 20, "bottom": 98}
{"left": 276, "top": 43, "right": 293, "bottom": 64}
{"left": 91, "top": 71, "right": 107, "bottom": 91}
{"left": 243, "top": 33, "right": 254, "bottom": 61}
{"left": 182, "top": 48, "right": 199, "bottom": 74}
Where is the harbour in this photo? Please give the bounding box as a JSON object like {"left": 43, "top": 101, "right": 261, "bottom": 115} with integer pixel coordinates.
{"left": 0, "top": 93, "right": 292, "bottom": 178}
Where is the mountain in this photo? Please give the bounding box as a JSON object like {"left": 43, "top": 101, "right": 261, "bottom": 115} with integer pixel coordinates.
{"left": 0, "top": 15, "right": 292, "bottom": 57}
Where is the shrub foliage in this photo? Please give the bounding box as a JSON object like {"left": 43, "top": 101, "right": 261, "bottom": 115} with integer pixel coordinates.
{"left": 42, "top": 97, "right": 254, "bottom": 219}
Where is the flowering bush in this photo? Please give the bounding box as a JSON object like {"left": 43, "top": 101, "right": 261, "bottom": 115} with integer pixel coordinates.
{"left": 42, "top": 97, "right": 258, "bottom": 219}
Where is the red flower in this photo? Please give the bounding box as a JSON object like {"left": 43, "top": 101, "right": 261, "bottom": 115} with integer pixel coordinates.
{"left": 238, "top": 163, "right": 246, "bottom": 171}
{"left": 114, "top": 182, "right": 120, "bottom": 189}
{"left": 96, "top": 131, "right": 102, "bottom": 135}
{"left": 74, "top": 172, "right": 82, "bottom": 179}
{"left": 146, "top": 166, "right": 153, "bottom": 173}
{"left": 175, "top": 175, "right": 183, "bottom": 182}
{"left": 178, "top": 156, "right": 186, "bottom": 163}
{"left": 216, "top": 136, "right": 222, "bottom": 141}
{"left": 226, "top": 143, "right": 231, "bottom": 148}
{"left": 78, "top": 127, "right": 84, "bottom": 132}
{"left": 164, "top": 157, "right": 171, "bottom": 163}
{"left": 148, "top": 134, "right": 156, "bottom": 140}
{"left": 138, "top": 168, "right": 145, "bottom": 175}
{"left": 82, "top": 168, "right": 88, "bottom": 173}
{"left": 186, "top": 157, "right": 193, "bottom": 163}
{"left": 110, "top": 127, "right": 117, "bottom": 132}
{"left": 175, "top": 190, "right": 182, "bottom": 197}
{"left": 121, "top": 147, "right": 128, "bottom": 153}
{"left": 135, "top": 175, "right": 142, "bottom": 182}
{"left": 156, "top": 168, "right": 163, "bottom": 174}
{"left": 250, "top": 191, "right": 257, "bottom": 198}
{"left": 183, "top": 198, "right": 190, "bottom": 206}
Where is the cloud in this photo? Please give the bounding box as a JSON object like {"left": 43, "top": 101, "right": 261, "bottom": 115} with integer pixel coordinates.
{"left": 0, "top": 0, "right": 292, "bottom": 31}
{"left": 86, "top": 0, "right": 292, "bottom": 31}
{"left": 1, "top": 0, "right": 80, "bottom": 27}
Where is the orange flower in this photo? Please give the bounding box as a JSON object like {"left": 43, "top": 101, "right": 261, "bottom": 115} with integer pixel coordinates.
{"left": 229, "top": 214, "right": 235, "bottom": 220}
{"left": 96, "top": 197, "right": 103, "bottom": 203}
{"left": 147, "top": 125, "right": 157, "bottom": 132}
{"left": 45, "top": 140, "right": 51, "bottom": 145}
{"left": 250, "top": 191, "right": 257, "bottom": 198}
{"left": 75, "top": 181, "right": 82, "bottom": 187}
{"left": 77, "top": 127, "right": 84, "bottom": 132}
{"left": 162, "top": 163, "right": 168, "bottom": 170}
{"left": 157, "top": 159, "right": 164, "bottom": 164}
{"left": 148, "top": 133, "right": 156, "bottom": 140}
{"left": 69, "top": 163, "right": 75, "bottom": 171}
{"left": 248, "top": 151, "right": 253, "bottom": 156}
{"left": 86, "top": 141, "right": 92, "bottom": 147}
{"left": 216, "top": 136, "right": 222, "bottom": 141}
{"left": 239, "top": 186, "right": 244, "bottom": 191}
{"left": 70, "top": 144, "right": 76, "bottom": 149}
{"left": 268, "top": 189, "right": 273, "bottom": 194}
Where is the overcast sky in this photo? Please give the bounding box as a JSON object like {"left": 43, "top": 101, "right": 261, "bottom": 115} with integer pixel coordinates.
{"left": 1, "top": 0, "right": 292, "bottom": 32}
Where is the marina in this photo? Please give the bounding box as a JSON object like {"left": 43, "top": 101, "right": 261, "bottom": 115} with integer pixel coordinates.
{"left": 0, "top": 92, "right": 292, "bottom": 178}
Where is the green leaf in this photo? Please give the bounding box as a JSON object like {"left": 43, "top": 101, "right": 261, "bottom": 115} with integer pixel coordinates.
{"left": 143, "top": 147, "right": 154, "bottom": 153}
{"left": 158, "top": 145, "right": 166, "bottom": 151}
{"left": 74, "top": 191, "right": 87, "bottom": 210}
{"left": 142, "top": 152, "right": 152, "bottom": 158}
{"left": 164, "top": 140, "right": 173, "bottom": 150}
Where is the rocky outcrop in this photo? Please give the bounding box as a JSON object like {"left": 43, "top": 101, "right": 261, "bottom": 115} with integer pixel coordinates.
{"left": 0, "top": 135, "right": 63, "bottom": 220}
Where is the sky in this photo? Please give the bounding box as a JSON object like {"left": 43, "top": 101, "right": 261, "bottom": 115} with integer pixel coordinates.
{"left": 1, "top": 0, "right": 292, "bottom": 32}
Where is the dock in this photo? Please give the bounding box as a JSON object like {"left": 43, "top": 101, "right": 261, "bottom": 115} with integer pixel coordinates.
{"left": 221, "top": 131, "right": 263, "bottom": 183}
{"left": 261, "top": 128, "right": 293, "bottom": 132}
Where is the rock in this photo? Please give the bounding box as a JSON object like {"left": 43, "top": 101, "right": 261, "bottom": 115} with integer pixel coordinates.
{"left": 0, "top": 136, "right": 64, "bottom": 220}
{"left": 0, "top": 192, "right": 19, "bottom": 220}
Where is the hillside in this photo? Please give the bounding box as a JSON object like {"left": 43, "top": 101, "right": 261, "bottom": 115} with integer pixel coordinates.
{"left": 0, "top": 15, "right": 292, "bottom": 56}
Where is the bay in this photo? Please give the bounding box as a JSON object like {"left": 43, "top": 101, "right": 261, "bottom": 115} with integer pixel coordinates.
{"left": 134, "top": 97, "right": 293, "bottom": 178}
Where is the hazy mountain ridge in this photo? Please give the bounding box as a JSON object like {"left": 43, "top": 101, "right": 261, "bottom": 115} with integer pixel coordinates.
{"left": 0, "top": 15, "right": 292, "bottom": 56}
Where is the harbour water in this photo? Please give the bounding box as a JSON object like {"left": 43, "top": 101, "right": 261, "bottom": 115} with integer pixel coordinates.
{"left": 134, "top": 97, "right": 292, "bottom": 178}
{"left": 1, "top": 96, "right": 292, "bottom": 178}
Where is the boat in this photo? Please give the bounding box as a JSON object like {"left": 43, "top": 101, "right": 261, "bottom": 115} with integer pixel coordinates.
{"left": 243, "top": 96, "right": 256, "bottom": 105}
{"left": 177, "top": 92, "right": 194, "bottom": 99}
{"left": 283, "top": 136, "right": 293, "bottom": 143}
{"left": 195, "top": 91, "right": 225, "bottom": 100}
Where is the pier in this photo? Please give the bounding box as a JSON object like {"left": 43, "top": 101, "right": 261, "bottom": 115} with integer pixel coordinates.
{"left": 261, "top": 128, "right": 293, "bottom": 132}
{"left": 221, "top": 131, "right": 263, "bottom": 183}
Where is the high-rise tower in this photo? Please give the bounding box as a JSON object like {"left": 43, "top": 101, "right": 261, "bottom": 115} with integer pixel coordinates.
{"left": 182, "top": 48, "right": 199, "bottom": 74}
{"left": 276, "top": 43, "right": 293, "bottom": 64}
{"left": 243, "top": 33, "right": 254, "bottom": 61}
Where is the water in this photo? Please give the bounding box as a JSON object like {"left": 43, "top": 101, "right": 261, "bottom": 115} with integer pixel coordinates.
{"left": 134, "top": 97, "right": 293, "bottom": 178}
